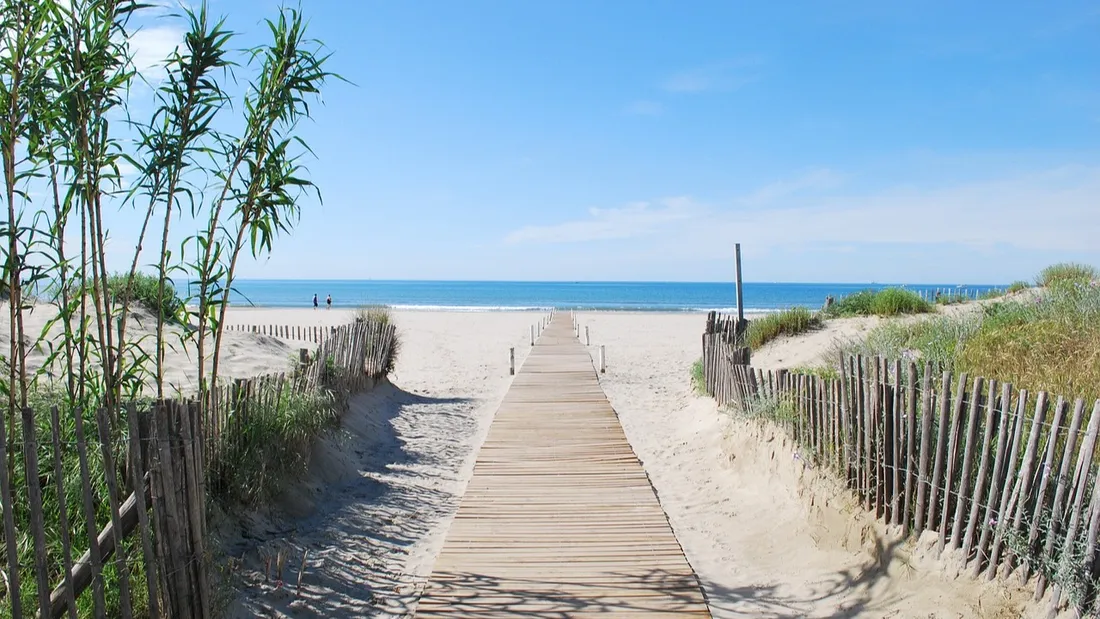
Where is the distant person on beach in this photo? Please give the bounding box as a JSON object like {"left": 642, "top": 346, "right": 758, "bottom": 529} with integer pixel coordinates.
{"left": 326, "top": 294, "right": 332, "bottom": 309}
{"left": 313, "top": 293, "right": 318, "bottom": 308}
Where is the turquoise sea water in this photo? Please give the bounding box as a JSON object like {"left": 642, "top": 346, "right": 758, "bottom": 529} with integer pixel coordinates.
{"left": 201, "top": 280, "right": 1005, "bottom": 312}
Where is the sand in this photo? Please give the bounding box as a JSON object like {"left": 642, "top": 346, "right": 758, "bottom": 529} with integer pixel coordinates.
{"left": 578, "top": 311, "right": 1036, "bottom": 618}
{"left": 0, "top": 301, "right": 301, "bottom": 394}
{"left": 220, "top": 310, "right": 540, "bottom": 618}
{"left": 2, "top": 300, "right": 1051, "bottom": 617}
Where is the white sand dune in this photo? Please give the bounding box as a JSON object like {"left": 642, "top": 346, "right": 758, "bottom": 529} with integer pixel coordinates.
{"left": 0, "top": 301, "right": 298, "bottom": 395}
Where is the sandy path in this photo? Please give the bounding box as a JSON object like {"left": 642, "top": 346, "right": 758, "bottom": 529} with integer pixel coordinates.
{"left": 223, "top": 310, "right": 540, "bottom": 618}
{"left": 578, "top": 311, "right": 1032, "bottom": 618}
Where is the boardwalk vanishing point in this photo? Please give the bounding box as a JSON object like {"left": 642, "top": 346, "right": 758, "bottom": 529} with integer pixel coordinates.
{"left": 416, "top": 314, "right": 711, "bottom": 618}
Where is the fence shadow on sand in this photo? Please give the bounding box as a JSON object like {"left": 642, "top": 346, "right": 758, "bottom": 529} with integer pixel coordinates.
{"left": 226, "top": 381, "right": 479, "bottom": 618}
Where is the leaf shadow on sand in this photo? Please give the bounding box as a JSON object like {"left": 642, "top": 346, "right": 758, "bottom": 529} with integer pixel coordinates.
{"left": 411, "top": 536, "right": 909, "bottom": 618}
{"left": 224, "top": 380, "right": 480, "bottom": 619}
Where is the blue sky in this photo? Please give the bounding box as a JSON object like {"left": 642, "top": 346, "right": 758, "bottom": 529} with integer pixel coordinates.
{"left": 111, "top": 1, "right": 1100, "bottom": 284}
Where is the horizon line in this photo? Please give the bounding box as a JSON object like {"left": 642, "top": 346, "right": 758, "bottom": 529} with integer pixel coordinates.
{"left": 230, "top": 278, "right": 1011, "bottom": 287}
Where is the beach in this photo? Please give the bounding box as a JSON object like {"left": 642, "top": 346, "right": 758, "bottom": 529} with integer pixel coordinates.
{"left": 202, "top": 305, "right": 1040, "bottom": 618}
{"left": 0, "top": 300, "right": 1046, "bottom": 616}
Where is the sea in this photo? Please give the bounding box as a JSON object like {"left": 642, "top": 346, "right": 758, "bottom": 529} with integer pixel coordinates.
{"left": 201, "top": 280, "right": 1006, "bottom": 312}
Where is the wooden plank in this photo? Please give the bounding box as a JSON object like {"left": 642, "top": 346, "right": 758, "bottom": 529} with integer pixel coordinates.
{"left": 950, "top": 376, "right": 984, "bottom": 549}
{"left": 49, "top": 406, "right": 80, "bottom": 619}
{"left": 873, "top": 357, "right": 884, "bottom": 520}
{"left": 93, "top": 408, "right": 135, "bottom": 619}
{"left": 1078, "top": 401, "right": 1100, "bottom": 606}
{"left": 180, "top": 400, "right": 213, "bottom": 617}
{"left": 882, "top": 366, "right": 896, "bottom": 523}
{"left": 125, "top": 405, "right": 160, "bottom": 619}
{"left": 927, "top": 372, "right": 952, "bottom": 538}
{"left": 939, "top": 372, "right": 969, "bottom": 551}
{"left": 71, "top": 406, "right": 109, "bottom": 618}
{"left": 1023, "top": 395, "right": 1069, "bottom": 581}
{"left": 914, "top": 364, "right": 934, "bottom": 533}
{"left": 48, "top": 477, "right": 151, "bottom": 618}
{"left": 1047, "top": 399, "right": 1099, "bottom": 609}
{"left": 0, "top": 409, "right": 21, "bottom": 619}
{"left": 963, "top": 379, "right": 998, "bottom": 560}
{"left": 892, "top": 359, "right": 903, "bottom": 526}
{"left": 21, "top": 408, "right": 53, "bottom": 616}
{"left": 418, "top": 315, "right": 709, "bottom": 617}
{"left": 903, "top": 361, "right": 917, "bottom": 533}
{"left": 1034, "top": 398, "right": 1087, "bottom": 598}
{"left": 973, "top": 382, "right": 1013, "bottom": 578}
{"left": 1005, "top": 392, "right": 1049, "bottom": 573}
{"left": 986, "top": 389, "right": 1029, "bottom": 580}
{"left": 858, "top": 355, "right": 871, "bottom": 511}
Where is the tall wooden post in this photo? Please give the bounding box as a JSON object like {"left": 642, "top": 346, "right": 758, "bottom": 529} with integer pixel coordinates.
{"left": 735, "top": 243, "right": 745, "bottom": 323}
{"left": 509, "top": 347, "right": 515, "bottom": 375}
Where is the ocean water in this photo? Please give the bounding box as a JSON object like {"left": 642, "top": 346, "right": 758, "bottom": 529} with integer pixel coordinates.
{"left": 200, "top": 280, "right": 1006, "bottom": 312}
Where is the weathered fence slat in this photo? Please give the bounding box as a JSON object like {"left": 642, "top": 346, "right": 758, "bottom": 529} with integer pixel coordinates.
{"left": 94, "top": 408, "right": 135, "bottom": 619}
{"left": 71, "top": 406, "right": 109, "bottom": 618}
{"left": 21, "top": 407, "right": 53, "bottom": 616}
{"left": 973, "top": 382, "right": 1013, "bottom": 577}
{"left": 48, "top": 406, "right": 80, "bottom": 619}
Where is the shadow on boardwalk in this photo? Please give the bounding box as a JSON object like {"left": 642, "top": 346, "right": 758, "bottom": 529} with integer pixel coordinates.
{"left": 415, "top": 537, "right": 906, "bottom": 618}
{"left": 224, "top": 381, "right": 481, "bottom": 619}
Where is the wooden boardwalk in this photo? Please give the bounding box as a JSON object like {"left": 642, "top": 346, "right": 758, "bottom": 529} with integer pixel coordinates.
{"left": 416, "top": 314, "right": 711, "bottom": 618}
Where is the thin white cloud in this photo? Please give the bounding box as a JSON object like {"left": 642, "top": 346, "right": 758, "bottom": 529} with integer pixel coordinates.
{"left": 738, "top": 168, "right": 846, "bottom": 207}
{"left": 505, "top": 197, "right": 699, "bottom": 245}
{"left": 128, "top": 25, "right": 185, "bottom": 80}
{"left": 625, "top": 100, "right": 663, "bottom": 116}
{"left": 661, "top": 57, "right": 763, "bottom": 94}
{"left": 504, "top": 165, "right": 1100, "bottom": 254}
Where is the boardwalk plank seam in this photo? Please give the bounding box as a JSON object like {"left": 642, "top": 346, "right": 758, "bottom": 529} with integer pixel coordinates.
{"left": 416, "top": 315, "right": 711, "bottom": 617}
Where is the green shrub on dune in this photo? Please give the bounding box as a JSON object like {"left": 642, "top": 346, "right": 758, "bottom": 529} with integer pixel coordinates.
{"left": 823, "top": 287, "right": 932, "bottom": 318}
{"left": 1037, "top": 262, "right": 1098, "bottom": 289}
{"left": 828, "top": 263, "right": 1100, "bottom": 402}
{"left": 106, "top": 272, "right": 185, "bottom": 323}
{"left": 745, "top": 307, "right": 821, "bottom": 350}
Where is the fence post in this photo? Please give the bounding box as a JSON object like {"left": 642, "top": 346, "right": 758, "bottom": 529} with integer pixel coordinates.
{"left": 509, "top": 348, "right": 515, "bottom": 375}
{"left": 585, "top": 326, "right": 590, "bottom": 346}
{"left": 599, "top": 345, "right": 606, "bottom": 374}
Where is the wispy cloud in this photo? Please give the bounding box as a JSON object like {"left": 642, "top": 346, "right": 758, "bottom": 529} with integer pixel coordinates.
{"left": 505, "top": 197, "right": 699, "bottom": 245}
{"left": 128, "top": 25, "right": 185, "bottom": 80}
{"left": 503, "top": 165, "right": 1100, "bottom": 254}
{"left": 738, "top": 168, "right": 845, "bottom": 207}
{"left": 661, "top": 57, "right": 763, "bottom": 94}
{"left": 624, "top": 100, "right": 663, "bottom": 116}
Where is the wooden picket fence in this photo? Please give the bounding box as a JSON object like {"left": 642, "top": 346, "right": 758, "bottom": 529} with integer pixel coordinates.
{"left": 701, "top": 338, "right": 1100, "bottom": 615}
{"left": 0, "top": 319, "right": 397, "bottom": 619}
{"left": 223, "top": 323, "right": 339, "bottom": 344}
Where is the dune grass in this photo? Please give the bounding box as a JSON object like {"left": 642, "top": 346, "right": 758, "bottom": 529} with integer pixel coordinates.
{"left": 1037, "top": 262, "right": 1098, "bottom": 289}
{"left": 745, "top": 307, "right": 821, "bottom": 350}
{"left": 935, "top": 292, "right": 971, "bottom": 305}
{"left": 691, "top": 359, "right": 706, "bottom": 394}
{"left": 106, "top": 272, "right": 186, "bottom": 323}
{"left": 208, "top": 387, "right": 338, "bottom": 507}
{"left": 957, "top": 285, "right": 1100, "bottom": 402}
{"left": 829, "top": 264, "right": 1100, "bottom": 402}
{"left": 1007, "top": 280, "right": 1030, "bottom": 294}
{"left": 823, "top": 288, "right": 932, "bottom": 318}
